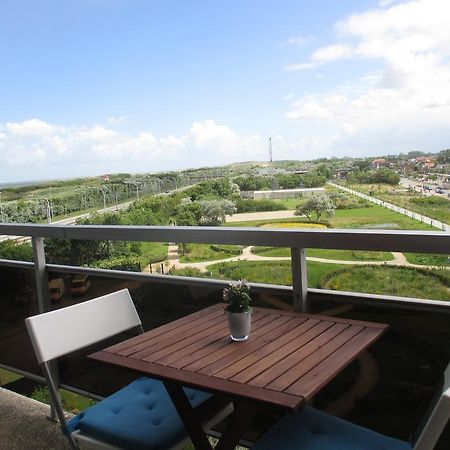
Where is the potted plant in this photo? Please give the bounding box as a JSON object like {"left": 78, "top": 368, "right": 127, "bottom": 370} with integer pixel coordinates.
{"left": 223, "top": 280, "right": 252, "bottom": 341}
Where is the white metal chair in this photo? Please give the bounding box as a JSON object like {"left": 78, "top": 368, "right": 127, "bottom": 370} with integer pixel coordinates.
{"left": 25, "top": 289, "right": 219, "bottom": 450}
{"left": 252, "top": 360, "right": 450, "bottom": 450}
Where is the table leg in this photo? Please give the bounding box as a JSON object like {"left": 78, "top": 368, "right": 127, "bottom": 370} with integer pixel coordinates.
{"left": 214, "top": 401, "right": 258, "bottom": 450}
{"left": 163, "top": 380, "right": 213, "bottom": 450}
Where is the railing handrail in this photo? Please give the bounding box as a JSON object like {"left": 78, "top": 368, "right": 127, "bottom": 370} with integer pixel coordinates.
{"left": 0, "top": 223, "right": 448, "bottom": 254}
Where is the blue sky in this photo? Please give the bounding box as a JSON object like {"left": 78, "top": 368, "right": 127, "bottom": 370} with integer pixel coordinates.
{"left": 1, "top": 0, "right": 449, "bottom": 182}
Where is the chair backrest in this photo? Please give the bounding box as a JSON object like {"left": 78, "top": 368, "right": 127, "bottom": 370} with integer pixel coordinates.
{"left": 413, "top": 360, "right": 450, "bottom": 450}
{"left": 26, "top": 288, "right": 141, "bottom": 364}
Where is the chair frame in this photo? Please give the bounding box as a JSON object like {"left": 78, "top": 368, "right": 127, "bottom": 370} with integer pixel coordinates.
{"left": 413, "top": 360, "right": 450, "bottom": 450}
{"left": 26, "top": 289, "right": 150, "bottom": 450}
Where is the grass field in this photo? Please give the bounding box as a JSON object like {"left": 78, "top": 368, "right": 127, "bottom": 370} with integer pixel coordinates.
{"left": 323, "top": 266, "right": 450, "bottom": 301}
{"left": 179, "top": 244, "right": 243, "bottom": 263}
{"left": 347, "top": 183, "right": 450, "bottom": 224}
{"left": 328, "top": 206, "right": 434, "bottom": 230}
{"left": 404, "top": 253, "right": 450, "bottom": 267}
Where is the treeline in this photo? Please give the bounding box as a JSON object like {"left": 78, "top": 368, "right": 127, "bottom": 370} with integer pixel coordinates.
{"left": 42, "top": 179, "right": 241, "bottom": 268}
{"left": 346, "top": 168, "right": 400, "bottom": 185}
{"left": 233, "top": 166, "right": 330, "bottom": 191}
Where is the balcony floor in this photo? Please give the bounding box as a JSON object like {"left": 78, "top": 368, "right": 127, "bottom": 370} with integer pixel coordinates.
{"left": 0, "top": 387, "right": 71, "bottom": 449}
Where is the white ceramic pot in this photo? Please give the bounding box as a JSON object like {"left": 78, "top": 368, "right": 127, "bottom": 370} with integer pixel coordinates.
{"left": 227, "top": 310, "right": 252, "bottom": 341}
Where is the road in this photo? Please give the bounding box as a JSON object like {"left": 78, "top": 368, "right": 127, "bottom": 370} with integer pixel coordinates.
{"left": 400, "top": 177, "right": 450, "bottom": 198}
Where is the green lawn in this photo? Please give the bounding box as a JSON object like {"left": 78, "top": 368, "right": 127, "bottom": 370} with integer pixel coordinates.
{"left": 206, "top": 260, "right": 348, "bottom": 288}
{"left": 254, "top": 246, "right": 394, "bottom": 261}
{"left": 404, "top": 253, "right": 450, "bottom": 267}
{"left": 323, "top": 266, "right": 450, "bottom": 301}
{"left": 329, "top": 206, "right": 435, "bottom": 230}
{"left": 179, "top": 244, "right": 243, "bottom": 263}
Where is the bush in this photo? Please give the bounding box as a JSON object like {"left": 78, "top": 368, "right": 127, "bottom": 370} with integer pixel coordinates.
{"left": 235, "top": 199, "right": 286, "bottom": 213}
{"left": 90, "top": 256, "right": 141, "bottom": 272}
{"left": 168, "top": 267, "right": 211, "bottom": 278}
{"left": 0, "top": 240, "right": 33, "bottom": 261}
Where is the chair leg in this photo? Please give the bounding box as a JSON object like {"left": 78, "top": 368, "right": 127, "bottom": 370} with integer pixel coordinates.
{"left": 67, "top": 434, "right": 79, "bottom": 450}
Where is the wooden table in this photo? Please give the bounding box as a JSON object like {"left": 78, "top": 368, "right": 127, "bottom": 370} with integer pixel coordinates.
{"left": 90, "top": 304, "right": 387, "bottom": 450}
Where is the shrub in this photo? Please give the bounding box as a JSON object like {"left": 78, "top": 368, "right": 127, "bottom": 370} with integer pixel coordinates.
{"left": 235, "top": 199, "right": 285, "bottom": 213}
{"left": 90, "top": 256, "right": 141, "bottom": 272}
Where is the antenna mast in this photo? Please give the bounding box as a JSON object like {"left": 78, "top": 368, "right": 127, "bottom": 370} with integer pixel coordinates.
{"left": 268, "top": 137, "right": 272, "bottom": 162}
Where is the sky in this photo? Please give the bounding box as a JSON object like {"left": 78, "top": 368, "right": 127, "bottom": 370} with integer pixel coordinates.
{"left": 1, "top": 0, "right": 450, "bottom": 183}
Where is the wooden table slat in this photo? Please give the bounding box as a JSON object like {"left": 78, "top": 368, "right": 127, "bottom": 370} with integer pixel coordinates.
{"left": 222, "top": 318, "right": 322, "bottom": 383}
{"left": 135, "top": 311, "right": 237, "bottom": 361}
{"left": 117, "top": 307, "right": 226, "bottom": 357}
{"left": 248, "top": 322, "right": 346, "bottom": 389}
{"left": 198, "top": 316, "right": 302, "bottom": 378}
{"left": 286, "top": 327, "right": 382, "bottom": 399}
{"left": 106, "top": 304, "right": 223, "bottom": 354}
{"left": 90, "top": 350, "right": 304, "bottom": 411}
{"left": 266, "top": 324, "right": 363, "bottom": 392}
{"left": 157, "top": 312, "right": 277, "bottom": 368}
{"left": 183, "top": 315, "right": 294, "bottom": 373}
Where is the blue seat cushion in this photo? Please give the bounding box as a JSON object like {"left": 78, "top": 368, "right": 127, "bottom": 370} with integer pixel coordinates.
{"left": 252, "top": 407, "right": 412, "bottom": 450}
{"left": 67, "top": 377, "right": 211, "bottom": 450}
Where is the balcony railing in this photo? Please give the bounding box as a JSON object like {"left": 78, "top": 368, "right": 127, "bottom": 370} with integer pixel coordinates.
{"left": 1, "top": 222, "right": 449, "bottom": 313}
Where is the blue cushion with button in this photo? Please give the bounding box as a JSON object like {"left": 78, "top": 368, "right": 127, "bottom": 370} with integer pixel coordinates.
{"left": 67, "top": 377, "right": 211, "bottom": 450}
{"left": 252, "top": 407, "right": 412, "bottom": 450}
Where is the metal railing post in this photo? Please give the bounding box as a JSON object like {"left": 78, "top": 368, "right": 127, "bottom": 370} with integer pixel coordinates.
{"left": 32, "top": 237, "right": 50, "bottom": 313}
{"left": 32, "top": 237, "right": 59, "bottom": 421}
{"left": 291, "top": 247, "right": 308, "bottom": 312}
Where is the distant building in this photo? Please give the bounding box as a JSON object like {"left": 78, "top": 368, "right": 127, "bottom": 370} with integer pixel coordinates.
{"left": 415, "top": 157, "right": 435, "bottom": 170}
{"left": 243, "top": 188, "right": 325, "bottom": 200}
{"left": 101, "top": 174, "right": 110, "bottom": 182}
{"left": 371, "top": 158, "right": 388, "bottom": 170}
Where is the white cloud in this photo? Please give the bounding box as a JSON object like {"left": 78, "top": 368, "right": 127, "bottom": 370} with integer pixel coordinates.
{"left": 312, "top": 44, "right": 353, "bottom": 62}
{"left": 285, "top": 44, "right": 353, "bottom": 71}
{"left": 284, "top": 35, "right": 314, "bottom": 47}
{"left": 6, "top": 118, "right": 56, "bottom": 136}
{"left": 106, "top": 116, "right": 129, "bottom": 125}
{"left": 0, "top": 119, "right": 266, "bottom": 181}
{"left": 285, "top": 0, "right": 450, "bottom": 154}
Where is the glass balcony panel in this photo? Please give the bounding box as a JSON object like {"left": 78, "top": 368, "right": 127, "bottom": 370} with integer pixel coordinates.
{"left": 310, "top": 296, "right": 450, "bottom": 444}
{"left": 0, "top": 267, "right": 40, "bottom": 376}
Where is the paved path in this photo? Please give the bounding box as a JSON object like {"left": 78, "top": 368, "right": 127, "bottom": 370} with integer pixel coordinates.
{"left": 225, "top": 210, "right": 296, "bottom": 222}
{"left": 328, "top": 182, "right": 449, "bottom": 232}
{"left": 156, "top": 244, "right": 448, "bottom": 274}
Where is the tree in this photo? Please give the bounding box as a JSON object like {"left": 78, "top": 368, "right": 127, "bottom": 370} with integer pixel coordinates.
{"left": 436, "top": 149, "right": 450, "bottom": 164}
{"left": 199, "top": 200, "right": 237, "bottom": 225}
{"left": 295, "top": 195, "right": 335, "bottom": 222}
